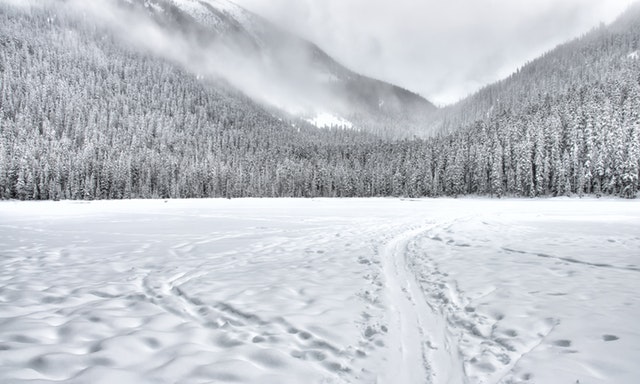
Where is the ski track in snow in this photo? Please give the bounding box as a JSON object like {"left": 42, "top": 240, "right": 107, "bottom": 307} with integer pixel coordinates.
{"left": 379, "top": 222, "right": 470, "bottom": 384}
{"left": 0, "top": 198, "right": 639, "bottom": 384}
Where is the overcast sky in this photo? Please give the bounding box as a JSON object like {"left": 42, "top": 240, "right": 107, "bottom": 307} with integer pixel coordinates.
{"left": 235, "top": 0, "right": 634, "bottom": 106}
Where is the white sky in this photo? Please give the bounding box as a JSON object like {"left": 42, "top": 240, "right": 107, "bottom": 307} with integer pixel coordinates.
{"left": 234, "top": 0, "right": 634, "bottom": 106}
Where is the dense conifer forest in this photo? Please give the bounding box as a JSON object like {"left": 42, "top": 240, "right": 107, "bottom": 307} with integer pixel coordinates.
{"left": 1, "top": 2, "right": 639, "bottom": 199}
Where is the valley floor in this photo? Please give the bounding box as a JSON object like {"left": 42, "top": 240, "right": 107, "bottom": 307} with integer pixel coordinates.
{"left": 0, "top": 198, "right": 639, "bottom": 384}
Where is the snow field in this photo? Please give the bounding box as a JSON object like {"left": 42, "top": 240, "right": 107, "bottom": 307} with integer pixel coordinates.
{"left": 305, "top": 113, "right": 354, "bottom": 129}
{"left": 0, "top": 198, "right": 639, "bottom": 383}
{"left": 406, "top": 202, "right": 640, "bottom": 383}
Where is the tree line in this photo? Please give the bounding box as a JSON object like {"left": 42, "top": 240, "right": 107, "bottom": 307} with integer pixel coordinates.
{"left": 0, "top": 2, "right": 638, "bottom": 199}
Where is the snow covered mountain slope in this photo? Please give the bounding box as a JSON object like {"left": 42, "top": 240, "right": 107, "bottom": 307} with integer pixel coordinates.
{"left": 114, "top": 0, "right": 436, "bottom": 137}
{"left": 427, "top": 2, "right": 640, "bottom": 134}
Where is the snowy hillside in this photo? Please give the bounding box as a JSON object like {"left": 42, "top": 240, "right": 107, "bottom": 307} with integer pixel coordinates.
{"left": 0, "top": 1, "right": 638, "bottom": 200}
{"left": 428, "top": 2, "right": 640, "bottom": 135}
{"left": 1, "top": 198, "right": 639, "bottom": 383}
{"left": 123, "top": 0, "right": 436, "bottom": 136}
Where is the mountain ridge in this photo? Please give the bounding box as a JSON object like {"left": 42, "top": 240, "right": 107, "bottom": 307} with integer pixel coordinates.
{"left": 0, "top": 0, "right": 637, "bottom": 200}
{"left": 120, "top": 0, "right": 437, "bottom": 137}
{"left": 427, "top": 1, "right": 640, "bottom": 134}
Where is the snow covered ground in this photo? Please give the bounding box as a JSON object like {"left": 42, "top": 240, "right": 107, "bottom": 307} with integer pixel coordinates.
{"left": 306, "top": 113, "right": 354, "bottom": 129}
{"left": 0, "top": 198, "right": 639, "bottom": 384}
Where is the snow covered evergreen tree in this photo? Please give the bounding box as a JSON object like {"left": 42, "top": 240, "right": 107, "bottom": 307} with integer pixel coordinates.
{"left": 0, "top": 1, "right": 639, "bottom": 199}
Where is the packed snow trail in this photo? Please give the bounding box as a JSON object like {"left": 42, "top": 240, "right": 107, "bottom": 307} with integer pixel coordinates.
{"left": 1, "top": 198, "right": 639, "bottom": 384}
{"left": 378, "top": 223, "right": 466, "bottom": 384}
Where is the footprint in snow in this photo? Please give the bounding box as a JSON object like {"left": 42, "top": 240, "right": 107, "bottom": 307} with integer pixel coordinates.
{"left": 504, "top": 329, "right": 518, "bottom": 337}
{"left": 552, "top": 339, "right": 572, "bottom": 347}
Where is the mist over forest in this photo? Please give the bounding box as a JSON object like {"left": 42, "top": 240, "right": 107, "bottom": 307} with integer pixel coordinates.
{"left": 0, "top": 0, "right": 639, "bottom": 200}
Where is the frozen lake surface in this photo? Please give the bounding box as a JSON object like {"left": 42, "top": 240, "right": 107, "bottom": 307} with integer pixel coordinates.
{"left": 1, "top": 198, "right": 639, "bottom": 384}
